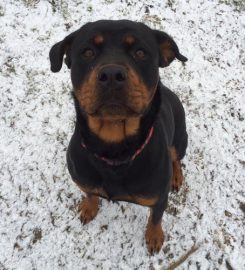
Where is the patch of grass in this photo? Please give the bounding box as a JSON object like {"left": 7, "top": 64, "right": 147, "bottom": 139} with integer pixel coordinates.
{"left": 47, "top": 0, "right": 70, "bottom": 20}
{"left": 167, "top": 0, "right": 176, "bottom": 10}
{"left": 219, "top": 0, "right": 245, "bottom": 11}
{"left": 239, "top": 202, "right": 245, "bottom": 214}
{"left": 32, "top": 228, "right": 42, "bottom": 244}
{"left": 87, "top": 5, "right": 93, "bottom": 12}
{"left": 25, "top": 69, "right": 38, "bottom": 96}
{"left": 0, "top": 262, "right": 8, "bottom": 270}
{"left": 0, "top": 57, "right": 16, "bottom": 77}
{"left": 37, "top": 31, "right": 52, "bottom": 42}
{"left": 142, "top": 14, "right": 162, "bottom": 29}
{"left": 22, "top": 0, "right": 40, "bottom": 8}
{"left": 0, "top": 4, "right": 5, "bottom": 16}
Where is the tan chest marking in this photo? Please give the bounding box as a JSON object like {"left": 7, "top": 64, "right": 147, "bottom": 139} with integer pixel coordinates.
{"left": 78, "top": 184, "right": 158, "bottom": 207}
{"left": 87, "top": 116, "right": 140, "bottom": 143}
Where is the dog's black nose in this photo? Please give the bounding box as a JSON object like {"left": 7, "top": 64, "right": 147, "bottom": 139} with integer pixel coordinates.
{"left": 97, "top": 65, "right": 127, "bottom": 87}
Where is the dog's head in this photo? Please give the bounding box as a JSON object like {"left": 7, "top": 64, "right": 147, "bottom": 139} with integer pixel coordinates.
{"left": 50, "top": 20, "right": 187, "bottom": 121}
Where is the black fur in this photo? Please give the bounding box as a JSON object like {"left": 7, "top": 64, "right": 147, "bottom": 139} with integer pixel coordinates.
{"left": 50, "top": 20, "right": 188, "bottom": 247}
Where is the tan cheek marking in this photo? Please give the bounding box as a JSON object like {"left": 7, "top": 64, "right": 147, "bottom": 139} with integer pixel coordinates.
{"left": 127, "top": 67, "right": 154, "bottom": 111}
{"left": 74, "top": 69, "right": 98, "bottom": 113}
{"left": 128, "top": 68, "right": 149, "bottom": 101}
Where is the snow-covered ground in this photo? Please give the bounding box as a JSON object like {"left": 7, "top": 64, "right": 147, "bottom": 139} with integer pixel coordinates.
{"left": 0, "top": 0, "right": 244, "bottom": 269}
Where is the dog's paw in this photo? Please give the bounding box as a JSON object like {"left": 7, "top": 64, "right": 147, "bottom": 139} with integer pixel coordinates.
{"left": 79, "top": 196, "right": 99, "bottom": 225}
{"left": 171, "top": 160, "right": 184, "bottom": 192}
{"left": 145, "top": 223, "right": 164, "bottom": 255}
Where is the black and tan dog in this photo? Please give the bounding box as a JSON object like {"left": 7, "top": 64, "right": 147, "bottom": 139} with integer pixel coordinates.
{"left": 49, "top": 20, "right": 188, "bottom": 254}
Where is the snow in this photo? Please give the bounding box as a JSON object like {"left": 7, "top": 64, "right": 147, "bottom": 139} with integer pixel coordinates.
{"left": 0, "top": 0, "right": 244, "bottom": 269}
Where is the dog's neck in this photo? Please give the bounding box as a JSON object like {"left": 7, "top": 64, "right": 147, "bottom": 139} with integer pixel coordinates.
{"left": 87, "top": 116, "right": 140, "bottom": 143}
{"left": 72, "top": 88, "right": 160, "bottom": 160}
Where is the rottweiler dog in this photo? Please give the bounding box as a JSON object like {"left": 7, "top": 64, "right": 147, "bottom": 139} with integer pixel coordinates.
{"left": 49, "top": 20, "right": 188, "bottom": 254}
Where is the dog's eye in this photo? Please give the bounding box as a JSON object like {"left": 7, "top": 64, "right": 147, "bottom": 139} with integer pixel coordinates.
{"left": 134, "top": 49, "right": 145, "bottom": 59}
{"left": 82, "top": 48, "right": 95, "bottom": 58}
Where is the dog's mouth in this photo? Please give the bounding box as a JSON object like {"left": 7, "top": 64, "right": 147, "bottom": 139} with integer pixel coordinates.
{"left": 89, "top": 101, "right": 140, "bottom": 119}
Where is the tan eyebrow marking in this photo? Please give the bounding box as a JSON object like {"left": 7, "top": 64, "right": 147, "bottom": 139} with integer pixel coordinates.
{"left": 94, "top": 35, "right": 104, "bottom": 45}
{"left": 124, "top": 35, "right": 136, "bottom": 45}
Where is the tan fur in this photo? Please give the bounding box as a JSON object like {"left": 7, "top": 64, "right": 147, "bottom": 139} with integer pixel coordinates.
{"left": 79, "top": 195, "right": 99, "bottom": 224}
{"left": 170, "top": 146, "right": 184, "bottom": 191}
{"left": 126, "top": 66, "right": 158, "bottom": 112}
{"left": 87, "top": 116, "right": 140, "bottom": 143}
{"left": 75, "top": 64, "right": 158, "bottom": 143}
{"left": 79, "top": 184, "right": 158, "bottom": 206}
{"left": 112, "top": 194, "right": 158, "bottom": 206}
{"left": 170, "top": 146, "right": 177, "bottom": 161}
{"left": 145, "top": 210, "right": 164, "bottom": 254}
{"left": 132, "top": 195, "right": 159, "bottom": 206}
{"left": 160, "top": 41, "right": 175, "bottom": 65}
{"left": 74, "top": 70, "right": 97, "bottom": 114}
{"left": 124, "top": 35, "right": 135, "bottom": 45}
{"left": 94, "top": 35, "right": 104, "bottom": 45}
{"left": 79, "top": 185, "right": 107, "bottom": 197}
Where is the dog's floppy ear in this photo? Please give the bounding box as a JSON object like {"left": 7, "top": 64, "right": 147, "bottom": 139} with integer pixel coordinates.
{"left": 49, "top": 30, "right": 79, "bottom": 72}
{"left": 154, "top": 30, "right": 187, "bottom": 67}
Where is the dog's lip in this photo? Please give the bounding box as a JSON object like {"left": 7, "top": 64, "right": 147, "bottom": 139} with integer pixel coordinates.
{"left": 96, "top": 101, "right": 130, "bottom": 109}
{"left": 88, "top": 101, "right": 141, "bottom": 116}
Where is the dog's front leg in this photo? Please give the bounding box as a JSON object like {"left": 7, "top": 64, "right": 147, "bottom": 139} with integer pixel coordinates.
{"left": 79, "top": 194, "right": 99, "bottom": 225}
{"left": 145, "top": 199, "right": 167, "bottom": 254}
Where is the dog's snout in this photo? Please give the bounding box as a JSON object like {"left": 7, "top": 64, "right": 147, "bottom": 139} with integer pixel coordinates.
{"left": 97, "top": 65, "right": 127, "bottom": 87}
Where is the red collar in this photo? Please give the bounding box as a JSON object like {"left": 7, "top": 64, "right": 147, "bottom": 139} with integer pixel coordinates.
{"left": 81, "top": 126, "right": 154, "bottom": 166}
